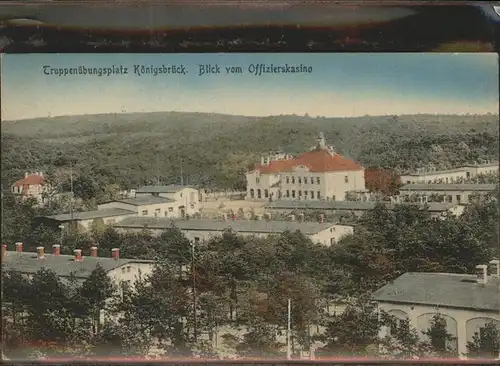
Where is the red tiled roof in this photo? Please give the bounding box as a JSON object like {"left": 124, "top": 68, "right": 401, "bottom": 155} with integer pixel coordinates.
{"left": 12, "top": 174, "right": 44, "bottom": 187}
{"left": 255, "top": 149, "right": 362, "bottom": 174}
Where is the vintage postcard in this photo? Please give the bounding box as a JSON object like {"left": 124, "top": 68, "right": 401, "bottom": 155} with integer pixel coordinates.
{"left": 1, "top": 53, "right": 499, "bottom": 361}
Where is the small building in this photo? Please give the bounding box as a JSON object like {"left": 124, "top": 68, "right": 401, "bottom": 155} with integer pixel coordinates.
{"left": 1, "top": 244, "right": 154, "bottom": 297}
{"left": 10, "top": 172, "right": 50, "bottom": 204}
{"left": 134, "top": 185, "right": 200, "bottom": 217}
{"left": 246, "top": 133, "right": 366, "bottom": 202}
{"left": 396, "top": 183, "right": 496, "bottom": 205}
{"left": 400, "top": 162, "right": 498, "bottom": 185}
{"left": 265, "top": 200, "right": 465, "bottom": 219}
{"left": 112, "top": 216, "right": 353, "bottom": 246}
{"left": 98, "top": 196, "right": 178, "bottom": 218}
{"left": 372, "top": 262, "right": 500, "bottom": 359}
{"left": 38, "top": 208, "right": 137, "bottom": 233}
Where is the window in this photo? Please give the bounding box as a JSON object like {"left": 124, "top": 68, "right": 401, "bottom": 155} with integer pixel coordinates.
{"left": 194, "top": 237, "right": 200, "bottom": 243}
{"left": 332, "top": 195, "right": 336, "bottom": 201}
{"left": 456, "top": 195, "right": 461, "bottom": 203}
{"left": 466, "top": 172, "right": 471, "bottom": 178}
{"left": 317, "top": 191, "right": 321, "bottom": 199}
{"left": 407, "top": 180, "right": 411, "bottom": 184}
{"left": 250, "top": 189, "right": 255, "bottom": 198}
{"left": 122, "top": 267, "right": 126, "bottom": 273}
{"left": 330, "top": 238, "right": 336, "bottom": 245}
{"left": 155, "top": 208, "right": 161, "bottom": 216}
{"left": 127, "top": 266, "right": 131, "bottom": 273}
{"left": 256, "top": 177, "right": 260, "bottom": 184}
{"left": 292, "top": 177, "right": 295, "bottom": 184}
{"left": 292, "top": 190, "right": 296, "bottom": 198}
{"left": 344, "top": 175, "right": 349, "bottom": 183}
{"left": 257, "top": 189, "right": 262, "bottom": 199}
{"left": 168, "top": 207, "right": 174, "bottom": 212}
{"left": 298, "top": 190, "right": 302, "bottom": 197}
{"left": 264, "top": 189, "right": 269, "bottom": 198}
{"left": 316, "top": 177, "right": 320, "bottom": 184}
{"left": 180, "top": 193, "right": 183, "bottom": 197}
{"left": 311, "top": 191, "right": 314, "bottom": 199}
{"left": 286, "top": 190, "right": 290, "bottom": 197}
{"left": 447, "top": 195, "right": 453, "bottom": 203}
{"left": 445, "top": 177, "right": 449, "bottom": 183}
{"left": 142, "top": 210, "right": 148, "bottom": 216}
{"left": 164, "top": 211, "right": 168, "bottom": 217}
{"left": 304, "top": 191, "right": 308, "bottom": 197}
{"left": 286, "top": 176, "right": 290, "bottom": 184}
{"left": 304, "top": 177, "right": 308, "bottom": 184}
{"left": 298, "top": 177, "right": 302, "bottom": 184}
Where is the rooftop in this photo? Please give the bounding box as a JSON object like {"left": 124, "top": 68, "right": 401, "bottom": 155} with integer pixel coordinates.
{"left": 265, "top": 200, "right": 458, "bottom": 212}
{"left": 400, "top": 183, "right": 497, "bottom": 192}
{"left": 2, "top": 251, "right": 153, "bottom": 279}
{"left": 254, "top": 148, "right": 362, "bottom": 174}
{"left": 401, "top": 167, "right": 471, "bottom": 177}
{"left": 113, "top": 216, "right": 335, "bottom": 235}
{"left": 43, "top": 208, "right": 136, "bottom": 222}
{"left": 136, "top": 185, "right": 195, "bottom": 194}
{"left": 107, "top": 196, "right": 174, "bottom": 206}
{"left": 372, "top": 272, "right": 500, "bottom": 312}
{"left": 12, "top": 173, "right": 44, "bottom": 187}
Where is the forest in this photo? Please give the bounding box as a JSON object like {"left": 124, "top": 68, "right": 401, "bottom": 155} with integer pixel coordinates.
{"left": 1, "top": 112, "right": 499, "bottom": 194}
{"left": 2, "top": 194, "right": 499, "bottom": 359}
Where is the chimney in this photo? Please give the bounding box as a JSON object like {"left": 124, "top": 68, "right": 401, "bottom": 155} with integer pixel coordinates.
{"left": 476, "top": 264, "right": 488, "bottom": 284}
{"left": 319, "top": 214, "right": 325, "bottom": 223}
{"left": 488, "top": 259, "right": 500, "bottom": 278}
{"left": 25, "top": 172, "right": 28, "bottom": 178}
{"left": 112, "top": 248, "right": 120, "bottom": 261}
{"left": 15, "top": 242, "right": 23, "bottom": 253}
{"left": 52, "top": 244, "right": 60, "bottom": 256}
{"left": 37, "top": 247, "right": 45, "bottom": 260}
{"left": 91, "top": 246, "right": 98, "bottom": 257}
{"left": 289, "top": 214, "right": 296, "bottom": 221}
{"left": 1, "top": 244, "right": 6, "bottom": 260}
{"left": 74, "top": 249, "right": 82, "bottom": 262}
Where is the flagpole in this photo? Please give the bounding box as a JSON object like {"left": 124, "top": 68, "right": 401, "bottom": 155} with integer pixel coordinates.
{"left": 287, "top": 298, "right": 291, "bottom": 359}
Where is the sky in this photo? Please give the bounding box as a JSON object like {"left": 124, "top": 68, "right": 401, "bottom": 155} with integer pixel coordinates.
{"left": 1, "top": 53, "right": 498, "bottom": 121}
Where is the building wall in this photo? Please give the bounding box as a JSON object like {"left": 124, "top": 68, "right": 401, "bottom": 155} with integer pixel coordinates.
{"left": 245, "top": 171, "right": 281, "bottom": 201}
{"left": 114, "top": 224, "right": 351, "bottom": 246}
{"left": 397, "top": 189, "right": 492, "bottom": 205}
{"left": 98, "top": 201, "right": 195, "bottom": 218}
{"left": 107, "top": 261, "right": 154, "bottom": 294}
{"left": 377, "top": 301, "right": 500, "bottom": 359}
{"left": 309, "top": 225, "right": 354, "bottom": 246}
{"left": 135, "top": 188, "right": 200, "bottom": 216}
{"left": 401, "top": 171, "right": 470, "bottom": 185}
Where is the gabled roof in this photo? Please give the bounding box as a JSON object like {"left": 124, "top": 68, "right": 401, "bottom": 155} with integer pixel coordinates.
{"left": 104, "top": 196, "right": 174, "bottom": 206}
{"left": 372, "top": 272, "right": 500, "bottom": 312}
{"left": 12, "top": 174, "right": 44, "bottom": 187}
{"left": 136, "top": 185, "right": 195, "bottom": 194}
{"left": 400, "top": 183, "right": 496, "bottom": 192}
{"left": 43, "top": 208, "right": 136, "bottom": 222}
{"left": 113, "top": 217, "right": 336, "bottom": 235}
{"left": 254, "top": 148, "right": 362, "bottom": 174}
{"left": 2, "top": 251, "right": 153, "bottom": 279}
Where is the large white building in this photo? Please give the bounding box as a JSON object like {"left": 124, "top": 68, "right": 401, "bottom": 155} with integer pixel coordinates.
{"left": 372, "top": 261, "right": 500, "bottom": 359}
{"left": 396, "top": 183, "right": 497, "bottom": 205}
{"left": 246, "top": 133, "right": 366, "bottom": 202}
{"left": 400, "top": 162, "right": 498, "bottom": 185}
{"left": 112, "top": 216, "right": 353, "bottom": 246}
{"left": 1, "top": 243, "right": 154, "bottom": 298}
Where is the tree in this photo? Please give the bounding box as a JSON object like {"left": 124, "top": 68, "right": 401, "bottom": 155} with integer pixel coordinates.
{"left": 235, "top": 319, "right": 284, "bottom": 359}
{"left": 318, "top": 300, "right": 380, "bottom": 357}
{"left": 80, "top": 264, "right": 115, "bottom": 336}
{"left": 421, "top": 313, "right": 457, "bottom": 358}
{"left": 378, "top": 312, "right": 425, "bottom": 359}
{"left": 467, "top": 322, "right": 500, "bottom": 359}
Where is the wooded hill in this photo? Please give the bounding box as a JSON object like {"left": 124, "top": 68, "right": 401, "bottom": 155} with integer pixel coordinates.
{"left": 2, "top": 112, "right": 498, "bottom": 191}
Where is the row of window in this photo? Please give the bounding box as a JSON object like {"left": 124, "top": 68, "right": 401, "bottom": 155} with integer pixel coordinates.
{"left": 249, "top": 188, "right": 269, "bottom": 199}
{"left": 286, "top": 190, "right": 325, "bottom": 200}
{"left": 142, "top": 207, "right": 175, "bottom": 216}
{"left": 285, "top": 176, "right": 323, "bottom": 185}
{"left": 401, "top": 194, "right": 477, "bottom": 203}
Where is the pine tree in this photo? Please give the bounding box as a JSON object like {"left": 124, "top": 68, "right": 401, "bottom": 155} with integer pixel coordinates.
{"left": 422, "top": 313, "right": 457, "bottom": 358}
{"left": 467, "top": 322, "right": 500, "bottom": 359}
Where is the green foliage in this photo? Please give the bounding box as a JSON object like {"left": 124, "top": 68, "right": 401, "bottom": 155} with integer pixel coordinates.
{"left": 467, "top": 322, "right": 500, "bottom": 359}
{"left": 2, "top": 113, "right": 498, "bottom": 191}
{"left": 422, "top": 313, "right": 457, "bottom": 358}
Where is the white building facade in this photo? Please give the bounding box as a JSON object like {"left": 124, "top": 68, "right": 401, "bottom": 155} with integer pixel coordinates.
{"left": 396, "top": 183, "right": 496, "bottom": 205}
{"left": 134, "top": 185, "right": 200, "bottom": 217}
{"left": 10, "top": 172, "right": 50, "bottom": 204}
{"left": 246, "top": 133, "right": 366, "bottom": 202}
{"left": 373, "top": 264, "right": 500, "bottom": 359}
{"left": 400, "top": 162, "right": 498, "bottom": 185}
